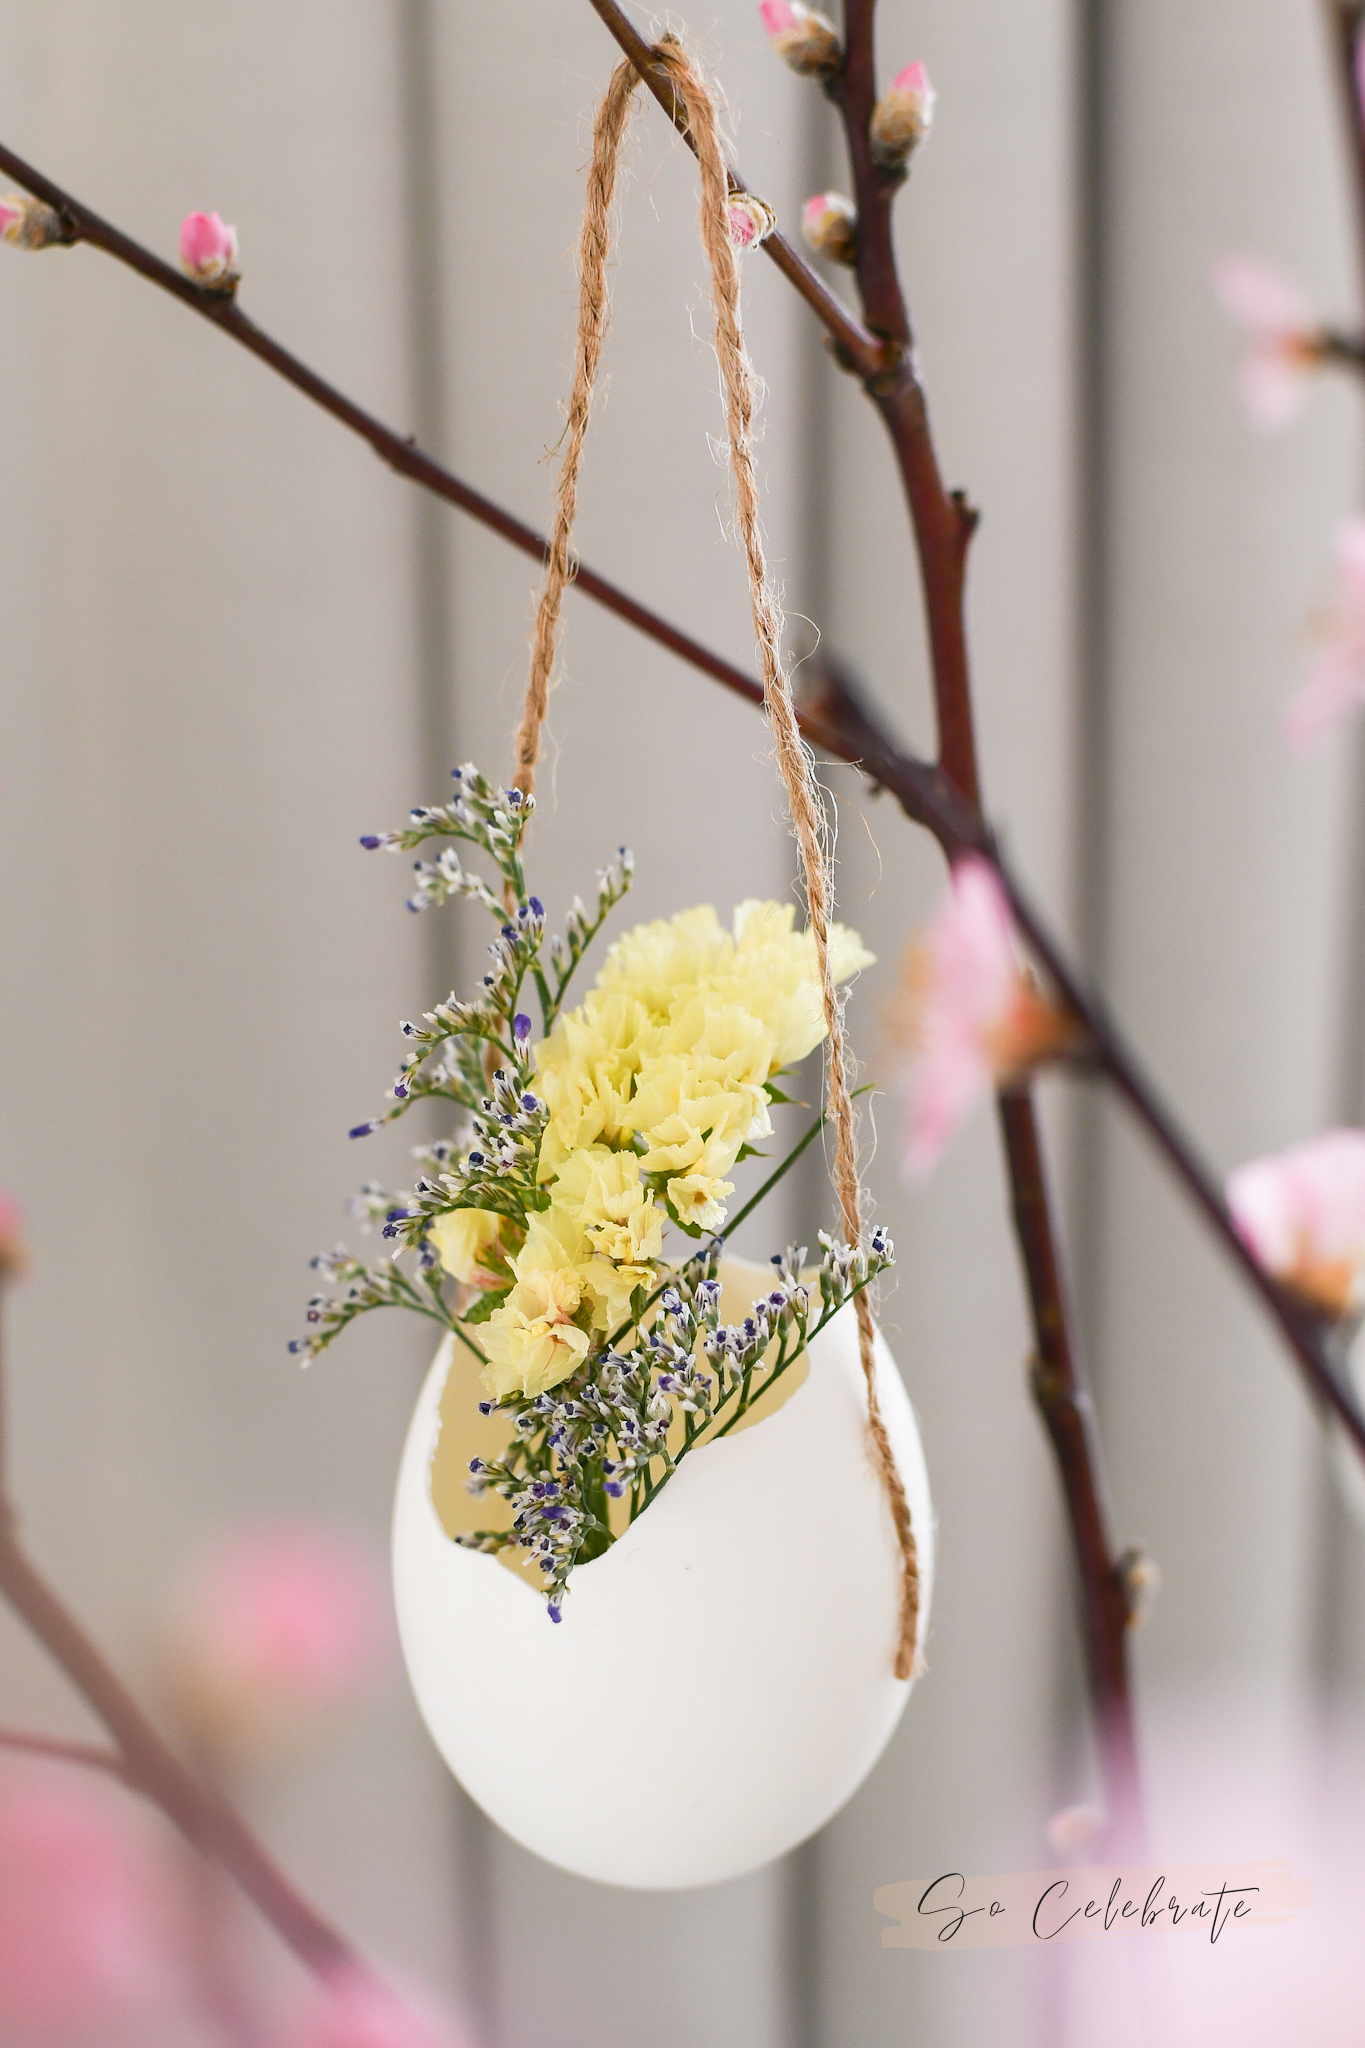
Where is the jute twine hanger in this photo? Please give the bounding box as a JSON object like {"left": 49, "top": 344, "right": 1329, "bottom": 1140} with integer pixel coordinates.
{"left": 511, "top": 36, "right": 920, "bottom": 1681}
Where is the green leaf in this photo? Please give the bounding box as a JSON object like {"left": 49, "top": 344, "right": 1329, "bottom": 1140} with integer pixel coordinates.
{"left": 462, "top": 1287, "right": 512, "bottom": 1326}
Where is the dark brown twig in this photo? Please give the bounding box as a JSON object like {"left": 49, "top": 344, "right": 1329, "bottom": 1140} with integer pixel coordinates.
{"left": 581, "top": 0, "right": 889, "bottom": 380}
{"left": 0, "top": 136, "right": 774, "bottom": 720}
{"left": 1327, "top": 3, "right": 1365, "bottom": 255}
{"left": 818, "top": 1, "right": 1141, "bottom": 1844}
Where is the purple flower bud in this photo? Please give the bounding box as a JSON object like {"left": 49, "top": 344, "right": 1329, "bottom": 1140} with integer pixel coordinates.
{"left": 514, "top": 1013, "right": 532, "bottom": 1042}
{"left": 349, "top": 1121, "right": 376, "bottom": 1139}
{"left": 547, "top": 1602, "right": 562, "bottom": 1624}
{"left": 529, "top": 896, "right": 544, "bottom": 917}
{"left": 359, "top": 834, "right": 384, "bottom": 849}
{"left": 394, "top": 1084, "right": 408, "bottom": 1099}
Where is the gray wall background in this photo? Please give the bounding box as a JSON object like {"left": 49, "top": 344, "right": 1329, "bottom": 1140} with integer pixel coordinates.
{"left": 0, "top": 2, "right": 1361, "bottom": 2043}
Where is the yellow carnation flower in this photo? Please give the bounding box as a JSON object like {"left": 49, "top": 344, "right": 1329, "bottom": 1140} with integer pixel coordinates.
{"left": 535, "top": 992, "right": 656, "bottom": 1178}
{"left": 552, "top": 1147, "right": 664, "bottom": 1266}
{"left": 479, "top": 1277, "right": 592, "bottom": 1400}
{"left": 480, "top": 1214, "right": 592, "bottom": 1399}
{"left": 666, "top": 1170, "right": 735, "bottom": 1234}
{"left": 430, "top": 1207, "right": 506, "bottom": 1288}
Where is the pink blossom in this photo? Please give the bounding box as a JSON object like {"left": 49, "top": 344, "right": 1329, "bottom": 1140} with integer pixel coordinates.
{"left": 172, "top": 1522, "right": 390, "bottom": 1745}
{"left": 278, "top": 1967, "right": 475, "bottom": 2048}
{"left": 758, "top": 1, "right": 840, "bottom": 76}
{"left": 800, "top": 191, "right": 857, "bottom": 266}
{"left": 0, "top": 1772, "right": 173, "bottom": 2039}
{"left": 1227, "top": 1127, "right": 1365, "bottom": 1318}
{"left": 0, "top": 192, "right": 61, "bottom": 251}
{"left": 727, "top": 195, "right": 775, "bottom": 250}
{"left": 179, "top": 210, "right": 238, "bottom": 284}
{"left": 1283, "top": 516, "right": 1365, "bottom": 747}
{"left": 893, "top": 857, "right": 1076, "bottom": 1180}
{"left": 870, "top": 61, "right": 936, "bottom": 170}
{"left": 1212, "top": 256, "right": 1318, "bottom": 430}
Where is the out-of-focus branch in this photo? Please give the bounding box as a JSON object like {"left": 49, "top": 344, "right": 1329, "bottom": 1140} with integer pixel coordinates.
{"left": 0, "top": 1285, "right": 362, "bottom": 1978}
{"left": 0, "top": 1527, "right": 358, "bottom": 1976}
{"left": 1327, "top": 3, "right": 1365, "bottom": 257}
{"left": 0, "top": 1727, "right": 130, "bottom": 1780}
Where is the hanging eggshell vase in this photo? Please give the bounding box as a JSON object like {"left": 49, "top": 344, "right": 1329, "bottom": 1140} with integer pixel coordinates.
{"left": 392, "top": 1258, "right": 933, "bottom": 1890}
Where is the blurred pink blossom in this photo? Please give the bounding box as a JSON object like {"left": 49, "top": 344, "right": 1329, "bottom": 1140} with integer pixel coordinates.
{"left": 1283, "top": 516, "right": 1365, "bottom": 747}
{"left": 0, "top": 197, "right": 21, "bottom": 238}
{"left": 1226, "top": 1127, "right": 1365, "bottom": 1318}
{"left": 870, "top": 61, "right": 936, "bottom": 170}
{"left": 279, "top": 1967, "right": 475, "bottom": 2048}
{"left": 1212, "top": 256, "right": 1318, "bottom": 430}
{"left": 179, "top": 210, "right": 238, "bottom": 284}
{"left": 758, "top": 1, "right": 840, "bottom": 76}
{"left": 0, "top": 1772, "right": 173, "bottom": 2040}
{"left": 800, "top": 191, "right": 857, "bottom": 265}
{"left": 1045, "top": 1802, "right": 1104, "bottom": 1856}
{"left": 172, "top": 1522, "right": 390, "bottom": 1747}
{"left": 892, "top": 857, "right": 1077, "bottom": 1180}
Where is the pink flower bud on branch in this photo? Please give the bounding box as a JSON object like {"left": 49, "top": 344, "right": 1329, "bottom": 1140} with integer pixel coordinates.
{"left": 891, "top": 857, "right": 1082, "bottom": 1180}
{"left": 1284, "top": 517, "right": 1365, "bottom": 748}
{"left": 801, "top": 191, "right": 858, "bottom": 267}
{"left": 0, "top": 192, "right": 65, "bottom": 251}
{"left": 1227, "top": 1128, "right": 1365, "bottom": 1319}
{"left": 1212, "top": 255, "right": 1320, "bottom": 431}
{"left": 179, "top": 210, "right": 239, "bottom": 291}
{"left": 758, "top": 1, "right": 841, "bottom": 79}
{"left": 728, "top": 193, "right": 777, "bottom": 250}
{"left": 870, "top": 61, "right": 937, "bottom": 173}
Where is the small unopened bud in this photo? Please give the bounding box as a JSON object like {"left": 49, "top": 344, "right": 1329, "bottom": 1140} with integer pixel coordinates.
{"left": 0, "top": 193, "right": 65, "bottom": 251}
{"left": 179, "top": 210, "right": 239, "bottom": 290}
{"left": 759, "top": 1, "right": 841, "bottom": 78}
{"left": 728, "top": 193, "right": 777, "bottom": 251}
{"left": 1117, "top": 1546, "right": 1161, "bottom": 1629}
{"left": 870, "top": 61, "right": 936, "bottom": 173}
{"left": 801, "top": 191, "right": 857, "bottom": 267}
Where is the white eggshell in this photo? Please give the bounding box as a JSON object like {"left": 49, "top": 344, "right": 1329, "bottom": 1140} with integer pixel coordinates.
{"left": 391, "top": 1261, "right": 934, "bottom": 1889}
